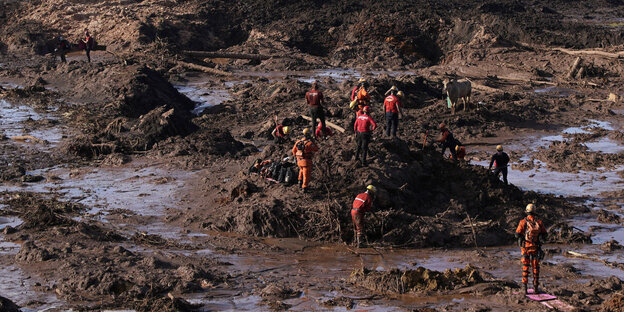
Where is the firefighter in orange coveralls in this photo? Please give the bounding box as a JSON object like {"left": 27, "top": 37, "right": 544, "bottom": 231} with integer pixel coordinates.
{"left": 292, "top": 128, "right": 319, "bottom": 192}
{"left": 351, "top": 185, "right": 376, "bottom": 248}
{"left": 515, "top": 204, "right": 547, "bottom": 294}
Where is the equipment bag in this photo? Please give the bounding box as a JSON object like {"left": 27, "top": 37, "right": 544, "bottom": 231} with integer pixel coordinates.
{"left": 283, "top": 167, "right": 296, "bottom": 185}
{"left": 525, "top": 218, "right": 542, "bottom": 244}
{"left": 270, "top": 162, "right": 282, "bottom": 180}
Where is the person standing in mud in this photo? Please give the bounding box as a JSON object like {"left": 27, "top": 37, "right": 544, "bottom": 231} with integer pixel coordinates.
{"left": 55, "top": 36, "right": 71, "bottom": 63}
{"left": 305, "top": 81, "right": 326, "bottom": 137}
{"left": 383, "top": 88, "right": 403, "bottom": 138}
{"left": 354, "top": 106, "right": 376, "bottom": 166}
{"left": 436, "top": 123, "right": 457, "bottom": 159}
{"left": 352, "top": 185, "right": 376, "bottom": 248}
{"left": 292, "top": 128, "right": 319, "bottom": 192}
{"left": 515, "top": 204, "right": 547, "bottom": 294}
{"left": 82, "top": 29, "right": 94, "bottom": 62}
{"left": 488, "top": 145, "right": 510, "bottom": 185}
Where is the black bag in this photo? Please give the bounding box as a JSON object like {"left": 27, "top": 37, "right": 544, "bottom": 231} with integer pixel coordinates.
{"left": 270, "top": 162, "right": 282, "bottom": 180}
{"left": 278, "top": 167, "right": 287, "bottom": 183}
{"left": 284, "top": 167, "right": 296, "bottom": 185}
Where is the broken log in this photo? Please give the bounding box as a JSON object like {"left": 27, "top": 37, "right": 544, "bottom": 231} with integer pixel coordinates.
{"left": 177, "top": 61, "right": 232, "bottom": 76}
{"left": 300, "top": 115, "right": 346, "bottom": 133}
{"left": 554, "top": 47, "right": 624, "bottom": 59}
{"left": 566, "top": 57, "right": 583, "bottom": 80}
{"left": 566, "top": 251, "right": 624, "bottom": 270}
{"left": 471, "top": 83, "right": 503, "bottom": 93}
{"left": 183, "top": 50, "right": 271, "bottom": 61}
{"left": 10, "top": 135, "right": 46, "bottom": 144}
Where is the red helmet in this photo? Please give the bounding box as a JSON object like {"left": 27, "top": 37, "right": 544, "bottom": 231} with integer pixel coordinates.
{"left": 363, "top": 106, "right": 370, "bottom": 112}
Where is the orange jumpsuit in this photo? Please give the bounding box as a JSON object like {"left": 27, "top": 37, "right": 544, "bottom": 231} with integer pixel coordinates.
{"left": 516, "top": 215, "right": 546, "bottom": 285}
{"left": 292, "top": 138, "right": 319, "bottom": 189}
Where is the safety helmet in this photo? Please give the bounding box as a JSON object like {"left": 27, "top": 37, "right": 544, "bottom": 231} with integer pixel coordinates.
{"left": 496, "top": 145, "right": 503, "bottom": 151}
{"left": 390, "top": 86, "right": 397, "bottom": 91}
{"left": 397, "top": 91, "right": 404, "bottom": 97}
{"left": 283, "top": 126, "right": 290, "bottom": 135}
{"left": 363, "top": 106, "right": 370, "bottom": 113}
{"left": 455, "top": 145, "right": 460, "bottom": 151}
{"left": 358, "top": 78, "right": 367, "bottom": 83}
{"left": 366, "top": 185, "right": 377, "bottom": 193}
{"left": 303, "top": 128, "right": 310, "bottom": 135}
{"left": 525, "top": 204, "right": 535, "bottom": 214}
{"left": 439, "top": 122, "right": 446, "bottom": 130}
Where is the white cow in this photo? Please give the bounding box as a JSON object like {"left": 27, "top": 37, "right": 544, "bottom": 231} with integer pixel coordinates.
{"left": 442, "top": 78, "right": 472, "bottom": 115}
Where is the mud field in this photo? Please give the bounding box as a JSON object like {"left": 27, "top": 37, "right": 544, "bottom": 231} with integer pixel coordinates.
{"left": 0, "top": 0, "right": 624, "bottom": 311}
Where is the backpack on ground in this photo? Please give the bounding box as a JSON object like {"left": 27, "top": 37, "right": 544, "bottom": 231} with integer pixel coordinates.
{"left": 269, "top": 161, "right": 282, "bottom": 180}
{"left": 283, "top": 167, "right": 296, "bottom": 185}
{"left": 524, "top": 218, "right": 542, "bottom": 244}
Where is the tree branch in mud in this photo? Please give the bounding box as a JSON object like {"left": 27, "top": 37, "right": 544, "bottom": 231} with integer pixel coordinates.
{"left": 176, "top": 61, "right": 232, "bottom": 76}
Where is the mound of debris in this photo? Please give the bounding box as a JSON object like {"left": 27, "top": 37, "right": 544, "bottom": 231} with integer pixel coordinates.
{"left": 533, "top": 140, "right": 624, "bottom": 172}
{"left": 349, "top": 265, "right": 486, "bottom": 294}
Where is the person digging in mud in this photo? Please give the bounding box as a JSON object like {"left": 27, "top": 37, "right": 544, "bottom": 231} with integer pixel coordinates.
{"left": 515, "top": 204, "right": 547, "bottom": 294}
{"left": 81, "top": 29, "right": 95, "bottom": 62}
{"left": 315, "top": 121, "right": 333, "bottom": 139}
{"left": 271, "top": 116, "right": 290, "bottom": 144}
{"left": 350, "top": 78, "right": 368, "bottom": 102}
{"left": 489, "top": 145, "right": 510, "bottom": 185}
{"left": 354, "top": 106, "right": 376, "bottom": 166}
{"left": 352, "top": 184, "right": 376, "bottom": 248}
{"left": 436, "top": 123, "right": 458, "bottom": 159}
{"left": 383, "top": 88, "right": 403, "bottom": 138}
{"left": 452, "top": 144, "right": 466, "bottom": 161}
{"left": 305, "top": 81, "right": 326, "bottom": 137}
{"left": 292, "top": 128, "right": 319, "bottom": 192}
{"left": 55, "top": 36, "right": 71, "bottom": 63}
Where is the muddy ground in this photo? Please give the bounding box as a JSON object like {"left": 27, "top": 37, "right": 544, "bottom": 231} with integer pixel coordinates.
{"left": 0, "top": 0, "right": 624, "bottom": 311}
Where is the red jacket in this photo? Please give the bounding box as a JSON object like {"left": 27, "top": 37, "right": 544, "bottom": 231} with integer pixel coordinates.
{"left": 384, "top": 95, "right": 401, "bottom": 113}
{"left": 306, "top": 89, "right": 324, "bottom": 107}
{"left": 352, "top": 192, "right": 373, "bottom": 213}
{"left": 274, "top": 125, "right": 286, "bottom": 137}
{"left": 315, "top": 123, "right": 333, "bottom": 138}
{"left": 354, "top": 114, "right": 376, "bottom": 133}
{"left": 350, "top": 86, "right": 359, "bottom": 101}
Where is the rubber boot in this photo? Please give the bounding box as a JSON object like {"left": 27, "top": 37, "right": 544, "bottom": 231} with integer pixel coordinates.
{"left": 533, "top": 282, "right": 539, "bottom": 294}
{"left": 523, "top": 283, "right": 528, "bottom": 294}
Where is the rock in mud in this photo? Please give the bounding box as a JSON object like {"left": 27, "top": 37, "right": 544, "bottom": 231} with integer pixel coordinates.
{"left": 0, "top": 295, "right": 20, "bottom": 312}
{"left": 15, "top": 241, "right": 55, "bottom": 262}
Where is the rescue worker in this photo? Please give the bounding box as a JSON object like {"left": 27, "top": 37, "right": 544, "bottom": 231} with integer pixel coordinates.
{"left": 384, "top": 85, "right": 398, "bottom": 96}
{"left": 436, "top": 123, "right": 457, "bottom": 159}
{"left": 355, "top": 81, "right": 371, "bottom": 111}
{"left": 315, "top": 122, "right": 333, "bottom": 139}
{"left": 55, "top": 36, "right": 71, "bottom": 63}
{"left": 354, "top": 106, "right": 376, "bottom": 166}
{"left": 81, "top": 29, "right": 94, "bottom": 62}
{"left": 305, "top": 81, "right": 326, "bottom": 137}
{"left": 489, "top": 145, "right": 510, "bottom": 185}
{"left": 352, "top": 185, "right": 376, "bottom": 248}
{"left": 351, "top": 78, "right": 368, "bottom": 101}
{"left": 383, "top": 89, "right": 403, "bottom": 138}
{"left": 515, "top": 204, "right": 547, "bottom": 294}
{"left": 452, "top": 145, "right": 466, "bottom": 161}
{"left": 292, "top": 128, "right": 319, "bottom": 192}
{"left": 271, "top": 116, "right": 290, "bottom": 143}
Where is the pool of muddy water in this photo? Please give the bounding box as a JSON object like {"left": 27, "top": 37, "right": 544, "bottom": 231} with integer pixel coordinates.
{"left": 0, "top": 99, "right": 65, "bottom": 144}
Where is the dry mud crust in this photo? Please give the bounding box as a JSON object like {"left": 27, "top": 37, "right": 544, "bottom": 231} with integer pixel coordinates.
{"left": 48, "top": 62, "right": 197, "bottom": 158}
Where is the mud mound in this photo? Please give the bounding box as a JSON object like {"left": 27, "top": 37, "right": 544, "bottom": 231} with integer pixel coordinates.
{"left": 603, "top": 290, "right": 624, "bottom": 312}
{"left": 533, "top": 140, "right": 624, "bottom": 172}
{"left": 0, "top": 295, "right": 20, "bottom": 312}
{"left": 350, "top": 265, "right": 486, "bottom": 294}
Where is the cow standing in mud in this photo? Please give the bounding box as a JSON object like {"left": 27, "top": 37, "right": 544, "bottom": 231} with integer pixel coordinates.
{"left": 442, "top": 78, "right": 472, "bottom": 115}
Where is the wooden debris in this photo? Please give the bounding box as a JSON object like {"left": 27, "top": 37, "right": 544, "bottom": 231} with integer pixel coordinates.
{"left": 554, "top": 47, "right": 624, "bottom": 59}
{"left": 300, "top": 115, "right": 346, "bottom": 133}
{"left": 10, "top": 135, "right": 47, "bottom": 144}
{"left": 183, "top": 50, "right": 271, "bottom": 61}
{"left": 566, "top": 57, "right": 583, "bottom": 80}
{"left": 176, "top": 61, "right": 232, "bottom": 76}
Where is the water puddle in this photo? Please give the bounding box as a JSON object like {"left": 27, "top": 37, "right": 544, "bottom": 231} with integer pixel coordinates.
{"left": 174, "top": 84, "right": 231, "bottom": 115}
{"left": 533, "top": 86, "right": 575, "bottom": 97}
{"left": 0, "top": 99, "right": 65, "bottom": 144}
{"left": 539, "top": 120, "right": 622, "bottom": 153}
{"left": 0, "top": 263, "right": 63, "bottom": 311}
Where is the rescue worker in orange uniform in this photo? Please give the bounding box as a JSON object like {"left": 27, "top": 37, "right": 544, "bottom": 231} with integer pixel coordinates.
{"left": 515, "top": 204, "right": 547, "bottom": 294}
{"left": 305, "top": 81, "right": 326, "bottom": 137}
{"left": 352, "top": 185, "right": 376, "bottom": 248}
{"left": 292, "top": 128, "right": 319, "bottom": 192}
{"left": 451, "top": 145, "right": 466, "bottom": 161}
{"left": 354, "top": 106, "right": 377, "bottom": 166}
{"left": 436, "top": 123, "right": 458, "bottom": 159}
{"left": 355, "top": 82, "right": 371, "bottom": 111}
{"left": 383, "top": 88, "right": 403, "bottom": 138}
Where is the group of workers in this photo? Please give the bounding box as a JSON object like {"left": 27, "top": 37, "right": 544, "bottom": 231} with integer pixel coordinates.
{"left": 55, "top": 29, "right": 95, "bottom": 63}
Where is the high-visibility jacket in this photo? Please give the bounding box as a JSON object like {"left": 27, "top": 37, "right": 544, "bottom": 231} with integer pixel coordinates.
{"left": 292, "top": 138, "right": 319, "bottom": 167}
{"left": 384, "top": 95, "right": 401, "bottom": 113}
{"left": 352, "top": 192, "right": 372, "bottom": 213}
{"left": 516, "top": 215, "right": 546, "bottom": 249}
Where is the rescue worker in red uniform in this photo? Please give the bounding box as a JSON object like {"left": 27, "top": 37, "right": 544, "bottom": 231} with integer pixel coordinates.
{"left": 305, "top": 81, "right": 326, "bottom": 137}
{"left": 354, "top": 106, "right": 376, "bottom": 166}
{"left": 55, "top": 36, "right": 71, "bottom": 63}
{"left": 271, "top": 116, "right": 290, "bottom": 144}
{"left": 81, "top": 29, "right": 95, "bottom": 62}
{"left": 383, "top": 89, "right": 403, "bottom": 138}
{"left": 452, "top": 145, "right": 466, "bottom": 161}
{"left": 315, "top": 122, "right": 333, "bottom": 139}
{"left": 352, "top": 185, "right": 376, "bottom": 248}
{"left": 515, "top": 204, "right": 547, "bottom": 294}
{"left": 292, "top": 128, "right": 319, "bottom": 192}
{"left": 436, "top": 123, "right": 458, "bottom": 159}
